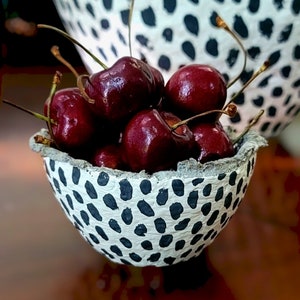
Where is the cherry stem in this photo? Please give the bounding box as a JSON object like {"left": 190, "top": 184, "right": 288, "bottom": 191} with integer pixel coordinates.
{"left": 37, "top": 24, "right": 108, "bottom": 70}
{"left": 77, "top": 74, "right": 95, "bottom": 104}
{"left": 216, "top": 15, "right": 247, "bottom": 89}
{"left": 46, "top": 71, "right": 62, "bottom": 141}
{"left": 128, "top": 0, "right": 135, "bottom": 57}
{"left": 2, "top": 98, "right": 56, "bottom": 124}
{"left": 224, "top": 60, "right": 270, "bottom": 110}
{"left": 171, "top": 104, "right": 237, "bottom": 131}
{"left": 51, "top": 45, "right": 79, "bottom": 78}
{"left": 233, "top": 109, "right": 264, "bottom": 144}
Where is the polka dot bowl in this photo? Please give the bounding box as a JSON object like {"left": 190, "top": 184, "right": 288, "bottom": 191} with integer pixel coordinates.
{"left": 30, "top": 128, "right": 267, "bottom": 267}
{"left": 52, "top": 0, "right": 300, "bottom": 139}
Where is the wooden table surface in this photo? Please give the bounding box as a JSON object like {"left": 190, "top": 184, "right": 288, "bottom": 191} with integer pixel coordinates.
{"left": 1, "top": 66, "right": 300, "bottom": 300}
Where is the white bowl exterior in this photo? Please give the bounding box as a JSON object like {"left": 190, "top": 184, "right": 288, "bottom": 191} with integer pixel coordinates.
{"left": 29, "top": 127, "right": 266, "bottom": 267}
{"left": 52, "top": 0, "right": 300, "bottom": 138}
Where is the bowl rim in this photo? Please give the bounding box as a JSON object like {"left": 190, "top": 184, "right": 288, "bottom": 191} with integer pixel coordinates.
{"left": 29, "top": 128, "right": 267, "bottom": 180}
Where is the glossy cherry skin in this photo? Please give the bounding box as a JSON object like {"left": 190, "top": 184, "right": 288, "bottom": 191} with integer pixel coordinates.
{"left": 90, "top": 144, "right": 126, "bottom": 170}
{"left": 164, "top": 64, "right": 227, "bottom": 120}
{"left": 83, "top": 56, "right": 161, "bottom": 124}
{"left": 190, "top": 121, "right": 235, "bottom": 164}
{"left": 44, "top": 87, "right": 96, "bottom": 151}
{"left": 121, "top": 108, "right": 197, "bottom": 173}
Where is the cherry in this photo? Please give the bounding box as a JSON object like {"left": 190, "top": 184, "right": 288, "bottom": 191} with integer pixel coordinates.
{"left": 79, "top": 56, "right": 162, "bottom": 124}
{"left": 44, "top": 87, "right": 96, "bottom": 152}
{"left": 163, "top": 64, "right": 227, "bottom": 120}
{"left": 89, "top": 144, "right": 126, "bottom": 170}
{"left": 121, "top": 108, "right": 197, "bottom": 173}
{"left": 190, "top": 121, "right": 235, "bottom": 164}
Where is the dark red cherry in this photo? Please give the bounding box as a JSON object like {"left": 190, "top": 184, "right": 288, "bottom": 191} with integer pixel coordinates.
{"left": 44, "top": 87, "right": 96, "bottom": 151}
{"left": 190, "top": 121, "right": 235, "bottom": 164}
{"left": 82, "top": 56, "right": 160, "bottom": 124}
{"left": 164, "top": 64, "right": 227, "bottom": 120}
{"left": 90, "top": 144, "right": 126, "bottom": 170}
{"left": 121, "top": 108, "right": 196, "bottom": 173}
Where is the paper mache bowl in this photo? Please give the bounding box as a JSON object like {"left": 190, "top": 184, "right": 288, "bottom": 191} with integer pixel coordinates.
{"left": 30, "top": 128, "right": 267, "bottom": 267}
{"left": 52, "top": 0, "right": 300, "bottom": 139}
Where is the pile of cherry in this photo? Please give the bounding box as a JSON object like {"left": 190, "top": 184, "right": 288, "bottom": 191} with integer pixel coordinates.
{"left": 44, "top": 55, "right": 237, "bottom": 174}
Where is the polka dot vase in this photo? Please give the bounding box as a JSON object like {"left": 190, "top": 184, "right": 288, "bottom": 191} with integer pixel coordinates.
{"left": 52, "top": 0, "right": 300, "bottom": 139}
{"left": 30, "top": 128, "right": 267, "bottom": 267}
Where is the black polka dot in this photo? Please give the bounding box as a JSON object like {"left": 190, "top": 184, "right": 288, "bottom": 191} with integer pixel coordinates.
{"left": 141, "top": 240, "right": 153, "bottom": 250}
{"left": 89, "top": 233, "right": 99, "bottom": 244}
{"left": 218, "top": 173, "right": 226, "bottom": 180}
{"left": 252, "top": 95, "right": 264, "bottom": 107}
{"left": 72, "top": 167, "right": 80, "bottom": 184}
{"left": 86, "top": 3, "right": 95, "bottom": 18}
{"left": 278, "top": 23, "right": 293, "bottom": 43}
{"left": 156, "top": 188, "right": 168, "bottom": 205}
{"left": 162, "top": 27, "right": 173, "bottom": 42}
{"left": 203, "top": 184, "right": 212, "bottom": 197}
{"left": 187, "top": 190, "right": 198, "bottom": 209}
{"left": 136, "top": 34, "right": 151, "bottom": 48}
{"left": 119, "top": 179, "right": 133, "bottom": 201}
{"left": 121, "top": 208, "right": 133, "bottom": 225}
{"left": 97, "top": 171, "right": 109, "bottom": 186}
{"left": 215, "top": 187, "right": 224, "bottom": 201}
{"left": 140, "top": 179, "right": 152, "bottom": 194}
{"left": 147, "top": 253, "right": 161, "bottom": 262}
{"left": 85, "top": 181, "right": 98, "bottom": 199}
{"left": 95, "top": 225, "right": 109, "bottom": 241}
{"left": 103, "top": 0, "right": 112, "bottom": 10}
{"left": 170, "top": 202, "right": 184, "bottom": 220}
{"left": 172, "top": 179, "right": 184, "bottom": 196}
{"left": 60, "top": 199, "right": 69, "bottom": 215}
{"left": 182, "top": 41, "right": 196, "bottom": 60}
{"left": 73, "top": 190, "right": 83, "bottom": 203}
{"left": 129, "top": 252, "right": 142, "bottom": 262}
{"left": 103, "top": 193, "right": 118, "bottom": 210}
{"left": 100, "top": 18, "right": 110, "bottom": 29}
{"left": 294, "top": 45, "right": 300, "bottom": 59}
{"left": 201, "top": 203, "right": 211, "bottom": 216}
{"left": 233, "top": 93, "right": 245, "bottom": 105}
{"left": 73, "top": 214, "right": 83, "bottom": 228}
{"left": 268, "top": 106, "right": 277, "bottom": 117}
{"left": 141, "top": 7, "right": 156, "bottom": 26}
{"left": 204, "top": 229, "right": 215, "bottom": 240}
{"left": 233, "top": 15, "right": 248, "bottom": 38}
{"left": 175, "top": 240, "right": 186, "bottom": 251}
{"left": 163, "top": 0, "right": 176, "bottom": 13}
{"left": 49, "top": 159, "right": 55, "bottom": 171}
{"left": 117, "top": 29, "right": 127, "bottom": 45}
{"left": 87, "top": 203, "right": 102, "bottom": 221}
{"left": 268, "top": 50, "right": 281, "bottom": 66}
{"left": 227, "top": 48, "right": 240, "bottom": 68}
{"left": 53, "top": 178, "right": 61, "bottom": 194}
{"left": 159, "top": 235, "right": 173, "bottom": 247}
{"left": 224, "top": 193, "right": 233, "bottom": 209}
{"left": 292, "top": 0, "right": 300, "bottom": 14}
{"left": 164, "top": 257, "right": 176, "bottom": 265}
{"left": 190, "top": 234, "right": 203, "bottom": 245}
{"left": 207, "top": 210, "right": 219, "bottom": 226}
{"left": 259, "top": 18, "right": 274, "bottom": 39}
{"left": 191, "top": 221, "right": 203, "bottom": 234}
{"left": 110, "top": 245, "right": 122, "bottom": 256}
{"left": 120, "top": 237, "right": 132, "bottom": 248}
{"left": 272, "top": 86, "right": 283, "bottom": 97}
{"left": 236, "top": 178, "right": 244, "bottom": 194}
{"left": 221, "top": 212, "right": 228, "bottom": 225}
{"left": 192, "top": 178, "right": 204, "bottom": 185}
{"left": 247, "top": 46, "right": 261, "bottom": 59}
{"left": 134, "top": 224, "right": 147, "bottom": 236}
{"left": 229, "top": 171, "right": 237, "bottom": 186}
{"left": 66, "top": 194, "right": 74, "bottom": 210}
{"left": 109, "top": 219, "right": 121, "bottom": 233}
{"left": 158, "top": 55, "right": 171, "bottom": 71}
{"left": 248, "top": 0, "right": 260, "bottom": 13}
{"left": 181, "top": 249, "right": 192, "bottom": 258}
{"left": 137, "top": 200, "right": 155, "bottom": 217}
{"left": 205, "top": 38, "right": 218, "bottom": 57}
{"left": 154, "top": 218, "right": 166, "bottom": 233}
{"left": 120, "top": 9, "right": 129, "bottom": 25}
{"left": 184, "top": 14, "right": 199, "bottom": 36}
{"left": 80, "top": 210, "right": 90, "bottom": 225}
{"left": 174, "top": 218, "right": 190, "bottom": 231}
